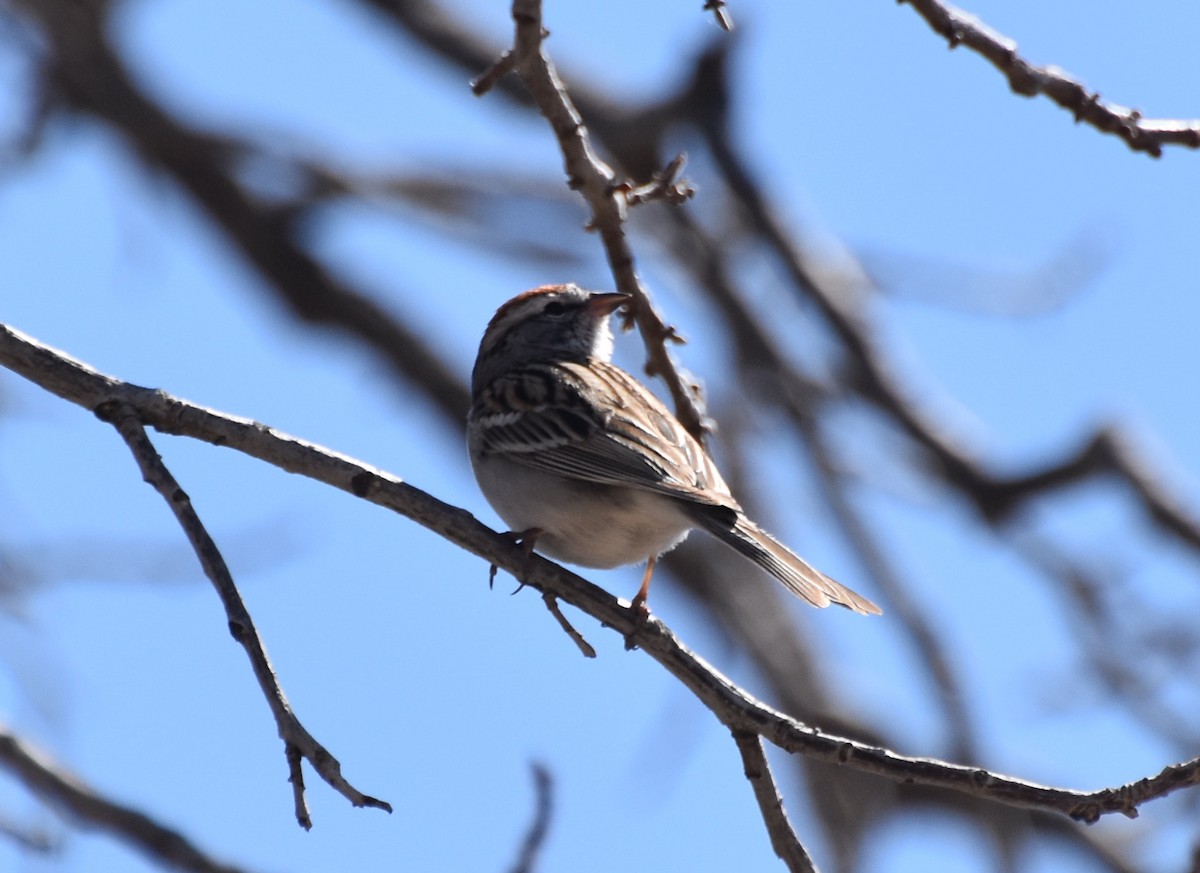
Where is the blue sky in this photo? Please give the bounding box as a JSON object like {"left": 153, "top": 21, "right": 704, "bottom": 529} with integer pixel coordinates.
{"left": 2, "top": 1, "right": 1199, "bottom": 871}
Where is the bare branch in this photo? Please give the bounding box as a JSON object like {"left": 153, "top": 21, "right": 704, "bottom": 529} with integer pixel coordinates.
{"left": 732, "top": 732, "right": 817, "bottom": 873}
{"left": 478, "top": 0, "right": 711, "bottom": 442}
{"left": 898, "top": 0, "right": 1200, "bottom": 157}
{"left": 284, "top": 743, "right": 310, "bottom": 829}
{"left": 618, "top": 153, "right": 696, "bottom": 208}
{"left": 541, "top": 593, "right": 597, "bottom": 658}
{"left": 93, "top": 401, "right": 391, "bottom": 828}
{"left": 469, "top": 49, "right": 515, "bottom": 96}
{"left": 0, "top": 724, "right": 253, "bottom": 873}
{"left": 3, "top": 321, "right": 1198, "bottom": 825}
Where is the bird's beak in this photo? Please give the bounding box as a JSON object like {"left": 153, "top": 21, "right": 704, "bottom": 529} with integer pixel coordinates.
{"left": 588, "top": 292, "right": 631, "bottom": 317}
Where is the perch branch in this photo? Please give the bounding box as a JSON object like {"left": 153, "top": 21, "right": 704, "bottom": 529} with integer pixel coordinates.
{"left": 2, "top": 322, "right": 1198, "bottom": 825}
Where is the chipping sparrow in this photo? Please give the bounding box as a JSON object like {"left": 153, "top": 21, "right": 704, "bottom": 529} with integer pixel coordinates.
{"left": 468, "top": 283, "right": 880, "bottom": 616}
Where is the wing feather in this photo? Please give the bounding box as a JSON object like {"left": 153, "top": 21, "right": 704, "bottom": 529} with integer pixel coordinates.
{"left": 472, "top": 360, "right": 734, "bottom": 511}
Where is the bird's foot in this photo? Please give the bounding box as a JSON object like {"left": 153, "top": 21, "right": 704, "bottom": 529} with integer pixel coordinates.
{"left": 623, "top": 590, "right": 652, "bottom": 651}
{"left": 488, "top": 527, "right": 543, "bottom": 593}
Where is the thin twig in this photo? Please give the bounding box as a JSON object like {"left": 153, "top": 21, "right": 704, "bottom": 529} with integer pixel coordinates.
{"left": 898, "top": 0, "right": 1200, "bottom": 157}
{"left": 284, "top": 744, "right": 310, "bottom": 830}
{"left": 703, "top": 0, "right": 734, "bottom": 32}
{"left": 619, "top": 153, "right": 695, "bottom": 208}
{"left": 732, "top": 732, "right": 817, "bottom": 873}
{"left": 2, "top": 322, "right": 1198, "bottom": 824}
{"left": 0, "top": 724, "right": 252, "bottom": 873}
{"left": 93, "top": 400, "right": 390, "bottom": 828}
{"left": 481, "top": 0, "right": 709, "bottom": 443}
{"left": 470, "top": 49, "right": 515, "bottom": 95}
{"left": 542, "top": 593, "right": 597, "bottom": 658}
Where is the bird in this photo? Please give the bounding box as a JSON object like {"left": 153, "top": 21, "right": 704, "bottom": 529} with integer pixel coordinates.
{"left": 467, "top": 283, "right": 880, "bottom": 616}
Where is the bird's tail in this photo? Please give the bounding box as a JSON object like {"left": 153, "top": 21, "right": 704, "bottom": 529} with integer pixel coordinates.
{"left": 698, "top": 514, "right": 881, "bottom": 615}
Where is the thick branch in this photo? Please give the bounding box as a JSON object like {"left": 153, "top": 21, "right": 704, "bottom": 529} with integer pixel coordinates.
{"left": 898, "top": 0, "right": 1200, "bottom": 157}
{"left": 2, "top": 321, "right": 1197, "bottom": 824}
{"left": 0, "top": 725, "right": 252, "bottom": 873}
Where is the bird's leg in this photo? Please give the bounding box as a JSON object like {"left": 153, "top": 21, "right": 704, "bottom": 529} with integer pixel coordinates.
{"left": 489, "top": 527, "right": 543, "bottom": 592}
{"left": 629, "top": 555, "right": 656, "bottom": 616}
{"left": 624, "top": 556, "right": 656, "bottom": 651}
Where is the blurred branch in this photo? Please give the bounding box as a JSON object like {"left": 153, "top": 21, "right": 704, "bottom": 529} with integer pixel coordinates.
{"left": 290, "top": 160, "right": 587, "bottom": 266}
{"left": 659, "top": 205, "right": 979, "bottom": 757}
{"left": 94, "top": 401, "right": 391, "bottom": 829}
{"left": 859, "top": 231, "right": 1109, "bottom": 316}
{"left": 897, "top": 0, "right": 1200, "bottom": 157}
{"left": 1022, "top": 539, "right": 1200, "bottom": 753}
{"left": 685, "top": 41, "right": 1200, "bottom": 550}
{"left": 0, "top": 724, "right": 252, "bottom": 873}
{"left": 15, "top": 0, "right": 469, "bottom": 425}
{"left": 506, "top": 763, "right": 553, "bottom": 873}
{"left": 0, "top": 808, "right": 55, "bottom": 855}
{"left": 2, "top": 322, "right": 1198, "bottom": 826}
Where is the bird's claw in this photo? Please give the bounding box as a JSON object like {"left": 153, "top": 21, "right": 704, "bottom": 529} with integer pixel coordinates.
{"left": 488, "top": 528, "right": 543, "bottom": 590}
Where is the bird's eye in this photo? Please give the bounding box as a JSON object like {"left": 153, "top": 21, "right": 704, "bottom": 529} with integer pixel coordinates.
{"left": 543, "top": 301, "right": 567, "bottom": 317}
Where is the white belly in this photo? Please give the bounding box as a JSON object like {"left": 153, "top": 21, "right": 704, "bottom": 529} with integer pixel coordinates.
{"left": 471, "top": 454, "right": 693, "bottom": 568}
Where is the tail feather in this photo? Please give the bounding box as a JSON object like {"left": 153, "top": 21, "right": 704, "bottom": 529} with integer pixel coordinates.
{"left": 698, "top": 513, "right": 881, "bottom": 616}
